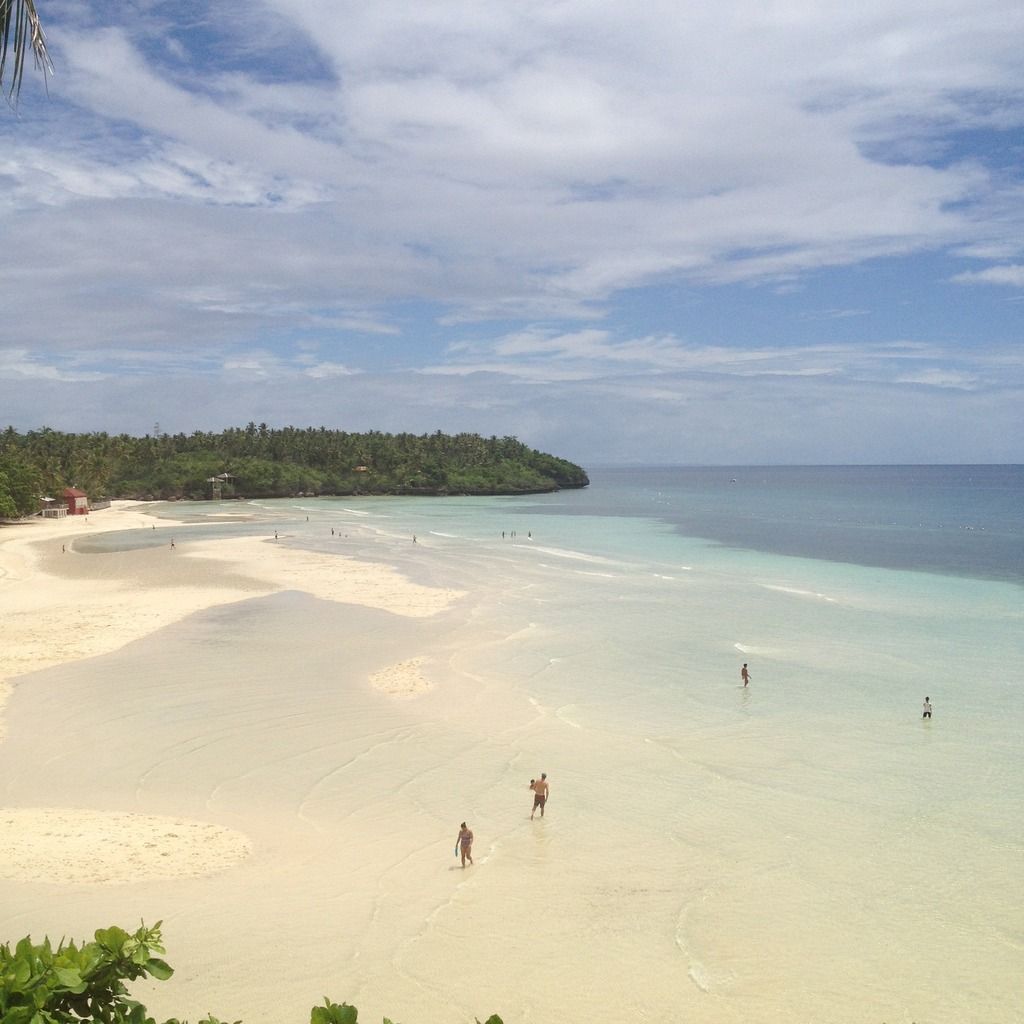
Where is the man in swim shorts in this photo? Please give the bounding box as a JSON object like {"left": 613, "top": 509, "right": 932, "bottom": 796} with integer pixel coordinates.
{"left": 923, "top": 697, "right": 932, "bottom": 719}
{"left": 741, "top": 663, "right": 751, "bottom": 687}
{"left": 530, "top": 773, "right": 549, "bottom": 819}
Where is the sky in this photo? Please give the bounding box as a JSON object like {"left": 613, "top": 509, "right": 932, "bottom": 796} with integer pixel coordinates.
{"left": 1, "top": 0, "right": 1022, "bottom": 466}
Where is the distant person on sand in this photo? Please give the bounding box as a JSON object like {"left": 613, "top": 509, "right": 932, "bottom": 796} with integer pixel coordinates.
{"left": 741, "top": 663, "right": 751, "bottom": 687}
{"left": 530, "top": 773, "right": 549, "bottom": 819}
{"left": 456, "top": 822, "right": 474, "bottom": 867}
{"left": 923, "top": 696, "right": 933, "bottom": 719}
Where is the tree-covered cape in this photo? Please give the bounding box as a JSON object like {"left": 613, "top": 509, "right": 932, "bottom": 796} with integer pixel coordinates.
{"left": 0, "top": 425, "right": 588, "bottom": 507}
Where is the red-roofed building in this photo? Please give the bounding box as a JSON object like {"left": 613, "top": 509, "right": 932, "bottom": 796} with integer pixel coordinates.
{"left": 63, "top": 487, "right": 89, "bottom": 515}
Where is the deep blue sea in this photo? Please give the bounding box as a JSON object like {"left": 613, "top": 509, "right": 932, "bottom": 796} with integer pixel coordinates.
{"left": 525, "top": 464, "right": 1024, "bottom": 584}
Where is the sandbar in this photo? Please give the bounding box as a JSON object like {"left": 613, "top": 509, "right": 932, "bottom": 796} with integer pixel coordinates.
{"left": 0, "top": 501, "right": 461, "bottom": 891}
{"left": 0, "top": 502, "right": 461, "bottom": 733}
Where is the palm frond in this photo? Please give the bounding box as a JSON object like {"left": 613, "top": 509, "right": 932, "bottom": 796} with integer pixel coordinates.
{"left": 0, "top": 0, "right": 53, "bottom": 103}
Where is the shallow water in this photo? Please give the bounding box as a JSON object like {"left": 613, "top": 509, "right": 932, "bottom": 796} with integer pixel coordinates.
{"left": 5, "top": 468, "right": 1023, "bottom": 1023}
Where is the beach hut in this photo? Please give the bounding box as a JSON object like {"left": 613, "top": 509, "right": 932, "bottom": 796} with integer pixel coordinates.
{"left": 40, "top": 496, "right": 67, "bottom": 519}
{"left": 63, "top": 487, "right": 89, "bottom": 515}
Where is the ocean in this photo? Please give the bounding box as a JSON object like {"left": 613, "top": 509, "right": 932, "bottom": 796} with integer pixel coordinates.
{"left": 32, "top": 466, "right": 1024, "bottom": 1022}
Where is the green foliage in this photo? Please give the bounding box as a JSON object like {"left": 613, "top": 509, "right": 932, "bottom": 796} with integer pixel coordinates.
{"left": 0, "top": 455, "right": 42, "bottom": 518}
{"left": 0, "top": 0, "right": 53, "bottom": 103}
{"left": 0, "top": 924, "right": 504, "bottom": 1024}
{"left": 310, "top": 1001, "right": 358, "bottom": 1024}
{"left": 0, "top": 475, "right": 16, "bottom": 518}
{"left": 0, "top": 425, "right": 588, "bottom": 501}
{"left": 0, "top": 921, "right": 172, "bottom": 1024}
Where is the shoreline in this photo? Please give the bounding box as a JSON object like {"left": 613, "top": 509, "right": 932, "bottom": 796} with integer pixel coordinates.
{"left": 0, "top": 501, "right": 463, "bottom": 736}
{"left": 0, "top": 491, "right": 1020, "bottom": 1024}
{"left": 0, "top": 500, "right": 463, "bottom": 891}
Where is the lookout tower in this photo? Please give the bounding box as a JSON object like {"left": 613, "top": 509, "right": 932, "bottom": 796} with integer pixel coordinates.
{"left": 207, "top": 473, "right": 234, "bottom": 500}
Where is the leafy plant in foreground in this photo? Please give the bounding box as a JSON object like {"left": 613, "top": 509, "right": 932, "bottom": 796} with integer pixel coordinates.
{"left": 0, "top": 922, "right": 503, "bottom": 1024}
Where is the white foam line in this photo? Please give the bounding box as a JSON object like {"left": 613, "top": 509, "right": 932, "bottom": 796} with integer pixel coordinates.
{"left": 529, "top": 545, "right": 623, "bottom": 566}
{"left": 760, "top": 583, "right": 838, "bottom": 603}
{"left": 555, "top": 705, "right": 582, "bottom": 729}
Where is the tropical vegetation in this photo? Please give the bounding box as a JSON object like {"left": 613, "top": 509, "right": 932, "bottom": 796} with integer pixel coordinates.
{"left": 0, "top": 0, "right": 52, "bottom": 103}
{"left": 0, "top": 922, "right": 503, "bottom": 1024}
{"left": 0, "top": 425, "right": 588, "bottom": 512}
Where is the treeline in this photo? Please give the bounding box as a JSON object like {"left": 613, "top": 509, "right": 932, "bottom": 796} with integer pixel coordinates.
{"left": 0, "top": 425, "right": 588, "bottom": 513}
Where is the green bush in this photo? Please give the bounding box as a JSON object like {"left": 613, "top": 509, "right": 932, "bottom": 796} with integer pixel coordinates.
{"left": 0, "top": 922, "right": 503, "bottom": 1024}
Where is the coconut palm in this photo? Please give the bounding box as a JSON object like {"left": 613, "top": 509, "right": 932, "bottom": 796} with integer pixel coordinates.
{"left": 1, "top": 0, "right": 52, "bottom": 101}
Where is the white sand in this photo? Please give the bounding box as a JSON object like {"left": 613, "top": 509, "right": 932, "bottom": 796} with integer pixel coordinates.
{"left": 0, "top": 503, "right": 461, "bottom": 731}
{"left": 369, "top": 656, "right": 434, "bottom": 697}
{"left": 187, "top": 535, "right": 461, "bottom": 617}
{"left": 0, "top": 808, "right": 252, "bottom": 884}
{"left": 0, "top": 502, "right": 460, "bottom": 891}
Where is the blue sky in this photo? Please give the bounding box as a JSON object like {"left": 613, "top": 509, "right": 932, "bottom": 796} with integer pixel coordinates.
{"left": 1, "top": 0, "right": 1022, "bottom": 465}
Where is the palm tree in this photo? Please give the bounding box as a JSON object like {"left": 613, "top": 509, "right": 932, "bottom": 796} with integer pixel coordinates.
{"left": 1, "top": 0, "right": 52, "bottom": 102}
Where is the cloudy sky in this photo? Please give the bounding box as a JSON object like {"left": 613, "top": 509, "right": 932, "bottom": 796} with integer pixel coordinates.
{"left": 2, "top": 0, "right": 1022, "bottom": 465}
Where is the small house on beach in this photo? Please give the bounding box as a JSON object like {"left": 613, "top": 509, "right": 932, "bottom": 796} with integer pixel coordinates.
{"left": 62, "top": 487, "right": 89, "bottom": 515}
{"left": 40, "top": 497, "right": 67, "bottom": 519}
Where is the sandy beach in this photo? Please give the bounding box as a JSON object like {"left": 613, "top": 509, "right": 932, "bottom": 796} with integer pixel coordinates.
{"left": 0, "top": 503, "right": 460, "bottom": 729}
{"left": 0, "top": 502, "right": 521, "bottom": 1023}
{"left": 0, "top": 502, "right": 461, "bottom": 905}
{"left": 2, "top": 495, "right": 1020, "bottom": 1024}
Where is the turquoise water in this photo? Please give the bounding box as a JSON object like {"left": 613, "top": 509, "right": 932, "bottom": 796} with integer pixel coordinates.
{"left": 71, "top": 468, "right": 1024, "bottom": 1021}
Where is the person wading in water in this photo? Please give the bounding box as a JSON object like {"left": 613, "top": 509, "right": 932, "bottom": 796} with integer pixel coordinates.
{"left": 456, "top": 822, "right": 474, "bottom": 867}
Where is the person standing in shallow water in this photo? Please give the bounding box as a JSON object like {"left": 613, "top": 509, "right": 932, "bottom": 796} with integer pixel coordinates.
{"left": 530, "top": 773, "right": 549, "bottom": 819}
{"left": 456, "top": 822, "right": 474, "bottom": 867}
{"left": 741, "top": 663, "right": 751, "bottom": 687}
{"left": 923, "top": 696, "right": 933, "bottom": 719}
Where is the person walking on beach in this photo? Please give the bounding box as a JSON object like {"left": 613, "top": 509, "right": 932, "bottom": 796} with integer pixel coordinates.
{"left": 923, "top": 696, "right": 933, "bottom": 719}
{"left": 530, "top": 773, "right": 549, "bottom": 819}
{"left": 456, "top": 822, "right": 474, "bottom": 867}
{"left": 741, "top": 663, "right": 751, "bottom": 687}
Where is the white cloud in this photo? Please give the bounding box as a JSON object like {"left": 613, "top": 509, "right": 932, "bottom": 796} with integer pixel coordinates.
{"left": 0, "top": 350, "right": 106, "bottom": 382}
{"left": 2, "top": 0, "right": 1014, "bottom": 335}
{"left": 2, "top": 360, "right": 1020, "bottom": 465}
{"left": 303, "top": 361, "right": 359, "bottom": 378}
{"left": 952, "top": 264, "right": 1024, "bottom": 288}
{"left": 1, "top": 0, "right": 1022, "bottom": 461}
{"left": 894, "top": 369, "right": 980, "bottom": 389}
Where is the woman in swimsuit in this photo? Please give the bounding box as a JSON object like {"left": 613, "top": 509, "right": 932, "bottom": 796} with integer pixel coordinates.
{"left": 457, "top": 822, "right": 474, "bottom": 867}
